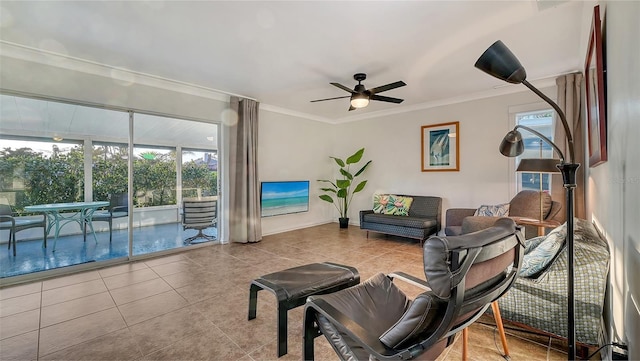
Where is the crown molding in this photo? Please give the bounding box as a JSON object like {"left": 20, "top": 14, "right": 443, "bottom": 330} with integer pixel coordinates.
{"left": 259, "top": 103, "right": 333, "bottom": 123}
{"left": 0, "top": 40, "right": 565, "bottom": 125}
{"left": 0, "top": 41, "right": 235, "bottom": 103}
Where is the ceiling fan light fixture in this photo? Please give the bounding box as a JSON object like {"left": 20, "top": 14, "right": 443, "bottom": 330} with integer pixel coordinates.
{"left": 350, "top": 94, "right": 369, "bottom": 108}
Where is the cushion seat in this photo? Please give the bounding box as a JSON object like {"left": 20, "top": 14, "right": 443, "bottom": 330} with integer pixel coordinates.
{"left": 362, "top": 213, "right": 437, "bottom": 229}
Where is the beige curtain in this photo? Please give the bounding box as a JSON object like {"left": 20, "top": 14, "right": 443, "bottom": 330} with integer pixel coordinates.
{"left": 228, "top": 97, "right": 262, "bottom": 243}
{"left": 553, "top": 73, "right": 586, "bottom": 219}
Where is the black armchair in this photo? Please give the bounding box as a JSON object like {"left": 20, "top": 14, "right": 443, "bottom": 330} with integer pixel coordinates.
{"left": 303, "top": 218, "right": 524, "bottom": 361}
{"left": 89, "top": 193, "right": 129, "bottom": 242}
{"left": 0, "top": 204, "right": 47, "bottom": 256}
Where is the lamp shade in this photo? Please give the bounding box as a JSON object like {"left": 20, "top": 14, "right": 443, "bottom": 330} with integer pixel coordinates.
{"left": 350, "top": 94, "right": 369, "bottom": 108}
{"left": 516, "top": 158, "right": 563, "bottom": 173}
{"left": 499, "top": 130, "right": 524, "bottom": 157}
{"left": 475, "top": 40, "right": 527, "bottom": 84}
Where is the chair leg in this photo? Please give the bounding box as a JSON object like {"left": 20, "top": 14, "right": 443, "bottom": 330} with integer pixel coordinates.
{"left": 43, "top": 226, "right": 47, "bottom": 248}
{"left": 13, "top": 231, "right": 16, "bottom": 256}
{"left": 491, "top": 301, "right": 510, "bottom": 358}
{"left": 303, "top": 308, "right": 319, "bottom": 361}
{"left": 248, "top": 283, "right": 260, "bottom": 320}
{"left": 277, "top": 302, "right": 288, "bottom": 357}
{"left": 462, "top": 327, "right": 468, "bottom": 361}
{"left": 109, "top": 219, "right": 113, "bottom": 243}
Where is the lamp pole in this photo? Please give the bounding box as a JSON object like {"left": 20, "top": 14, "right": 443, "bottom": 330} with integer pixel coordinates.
{"left": 522, "top": 78, "right": 580, "bottom": 361}
{"left": 475, "top": 41, "right": 580, "bottom": 360}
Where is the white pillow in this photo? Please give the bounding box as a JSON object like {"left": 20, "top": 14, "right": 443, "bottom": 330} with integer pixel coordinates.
{"left": 473, "top": 203, "right": 510, "bottom": 217}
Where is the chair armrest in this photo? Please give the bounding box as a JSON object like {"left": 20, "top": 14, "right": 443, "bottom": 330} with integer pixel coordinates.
{"left": 388, "top": 272, "right": 430, "bottom": 290}
{"left": 360, "top": 210, "right": 374, "bottom": 223}
{"left": 1, "top": 215, "right": 16, "bottom": 227}
{"left": 111, "top": 206, "right": 128, "bottom": 214}
{"left": 445, "top": 208, "right": 476, "bottom": 227}
{"left": 461, "top": 216, "right": 500, "bottom": 234}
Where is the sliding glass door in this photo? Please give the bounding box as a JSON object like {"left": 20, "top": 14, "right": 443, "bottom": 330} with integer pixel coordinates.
{"left": 0, "top": 93, "right": 220, "bottom": 279}
{"left": 132, "top": 113, "right": 219, "bottom": 255}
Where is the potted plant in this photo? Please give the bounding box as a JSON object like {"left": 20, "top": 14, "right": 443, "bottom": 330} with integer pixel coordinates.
{"left": 318, "top": 148, "right": 372, "bottom": 228}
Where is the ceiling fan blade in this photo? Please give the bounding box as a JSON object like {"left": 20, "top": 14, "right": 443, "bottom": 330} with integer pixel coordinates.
{"left": 348, "top": 105, "right": 356, "bottom": 111}
{"left": 310, "top": 95, "right": 351, "bottom": 103}
{"left": 368, "top": 81, "right": 407, "bottom": 94}
{"left": 331, "top": 82, "right": 356, "bottom": 93}
{"left": 370, "top": 94, "right": 404, "bottom": 104}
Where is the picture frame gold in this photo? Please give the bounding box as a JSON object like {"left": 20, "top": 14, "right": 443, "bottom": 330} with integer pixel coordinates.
{"left": 585, "top": 5, "right": 607, "bottom": 167}
{"left": 421, "top": 121, "right": 459, "bottom": 172}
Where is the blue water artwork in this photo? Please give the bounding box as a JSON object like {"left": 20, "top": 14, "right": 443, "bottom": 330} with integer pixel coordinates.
{"left": 260, "top": 181, "right": 310, "bottom": 217}
{"left": 429, "top": 129, "right": 450, "bottom": 166}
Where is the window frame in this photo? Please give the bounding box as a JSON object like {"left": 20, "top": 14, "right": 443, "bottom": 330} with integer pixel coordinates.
{"left": 507, "top": 102, "right": 556, "bottom": 197}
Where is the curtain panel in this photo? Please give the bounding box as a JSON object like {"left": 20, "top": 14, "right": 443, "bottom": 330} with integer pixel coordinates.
{"left": 228, "top": 97, "right": 262, "bottom": 243}
{"left": 553, "top": 73, "right": 586, "bottom": 219}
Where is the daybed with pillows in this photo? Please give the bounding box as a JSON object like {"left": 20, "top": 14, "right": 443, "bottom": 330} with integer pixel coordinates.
{"left": 473, "top": 218, "right": 610, "bottom": 352}
{"left": 359, "top": 194, "right": 442, "bottom": 244}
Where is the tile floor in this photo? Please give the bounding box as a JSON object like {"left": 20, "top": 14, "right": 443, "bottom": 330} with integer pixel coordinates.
{"left": 0, "top": 224, "right": 570, "bottom": 360}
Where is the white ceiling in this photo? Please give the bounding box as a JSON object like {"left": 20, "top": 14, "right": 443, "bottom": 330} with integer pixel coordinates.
{"left": 0, "top": 1, "right": 591, "bottom": 123}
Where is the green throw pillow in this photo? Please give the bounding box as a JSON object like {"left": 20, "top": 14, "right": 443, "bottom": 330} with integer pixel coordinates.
{"left": 373, "top": 194, "right": 390, "bottom": 214}
{"left": 383, "top": 195, "right": 414, "bottom": 216}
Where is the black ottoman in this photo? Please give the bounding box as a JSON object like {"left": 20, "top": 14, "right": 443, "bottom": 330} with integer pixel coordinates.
{"left": 248, "top": 262, "right": 359, "bottom": 357}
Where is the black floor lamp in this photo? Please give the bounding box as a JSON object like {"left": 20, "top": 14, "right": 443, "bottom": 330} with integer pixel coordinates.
{"left": 475, "top": 40, "right": 580, "bottom": 360}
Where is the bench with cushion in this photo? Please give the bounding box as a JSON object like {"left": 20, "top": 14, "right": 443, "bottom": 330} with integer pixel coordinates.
{"left": 359, "top": 194, "right": 442, "bottom": 244}
{"left": 248, "top": 262, "right": 360, "bottom": 357}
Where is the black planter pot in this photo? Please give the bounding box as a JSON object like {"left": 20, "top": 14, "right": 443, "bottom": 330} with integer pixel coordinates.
{"left": 339, "top": 217, "right": 349, "bottom": 229}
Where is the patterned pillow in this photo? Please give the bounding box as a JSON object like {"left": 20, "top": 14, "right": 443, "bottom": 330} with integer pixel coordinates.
{"left": 382, "top": 195, "right": 414, "bottom": 216}
{"left": 519, "top": 223, "right": 567, "bottom": 278}
{"left": 473, "top": 203, "right": 510, "bottom": 217}
{"left": 373, "top": 194, "right": 390, "bottom": 214}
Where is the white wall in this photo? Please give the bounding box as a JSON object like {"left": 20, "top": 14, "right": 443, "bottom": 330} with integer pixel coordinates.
{"left": 331, "top": 88, "right": 556, "bottom": 225}
{"left": 588, "top": 1, "right": 640, "bottom": 355}
{"left": 258, "top": 110, "right": 335, "bottom": 235}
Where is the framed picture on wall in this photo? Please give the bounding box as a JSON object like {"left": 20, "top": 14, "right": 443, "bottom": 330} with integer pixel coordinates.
{"left": 585, "top": 4, "right": 607, "bottom": 167}
{"left": 421, "top": 121, "right": 459, "bottom": 172}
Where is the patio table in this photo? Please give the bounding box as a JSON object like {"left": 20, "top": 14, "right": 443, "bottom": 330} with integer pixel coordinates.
{"left": 24, "top": 201, "right": 109, "bottom": 251}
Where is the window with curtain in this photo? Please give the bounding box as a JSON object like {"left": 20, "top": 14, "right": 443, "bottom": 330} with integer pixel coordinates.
{"left": 515, "top": 109, "right": 554, "bottom": 192}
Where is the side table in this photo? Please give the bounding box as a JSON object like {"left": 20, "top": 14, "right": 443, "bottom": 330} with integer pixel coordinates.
{"left": 510, "top": 216, "right": 561, "bottom": 237}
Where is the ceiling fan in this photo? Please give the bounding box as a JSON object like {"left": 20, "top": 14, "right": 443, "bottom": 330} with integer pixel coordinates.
{"left": 310, "top": 73, "right": 406, "bottom": 111}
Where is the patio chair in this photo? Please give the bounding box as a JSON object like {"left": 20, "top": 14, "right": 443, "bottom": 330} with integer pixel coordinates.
{"left": 182, "top": 199, "right": 217, "bottom": 244}
{"left": 0, "top": 204, "right": 48, "bottom": 256}
{"left": 88, "top": 193, "right": 129, "bottom": 242}
{"left": 303, "top": 218, "right": 524, "bottom": 361}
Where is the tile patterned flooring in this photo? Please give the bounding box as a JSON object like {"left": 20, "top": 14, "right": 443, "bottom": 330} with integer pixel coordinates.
{"left": 0, "top": 224, "right": 569, "bottom": 360}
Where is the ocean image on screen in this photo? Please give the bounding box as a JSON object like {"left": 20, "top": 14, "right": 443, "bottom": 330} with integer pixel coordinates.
{"left": 261, "top": 181, "right": 310, "bottom": 217}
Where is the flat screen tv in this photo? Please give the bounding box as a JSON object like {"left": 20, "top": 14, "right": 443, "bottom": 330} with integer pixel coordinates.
{"left": 260, "top": 180, "right": 310, "bottom": 217}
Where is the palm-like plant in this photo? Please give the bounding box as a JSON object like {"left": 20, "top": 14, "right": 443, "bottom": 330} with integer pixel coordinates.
{"left": 318, "top": 148, "right": 371, "bottom": 221}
